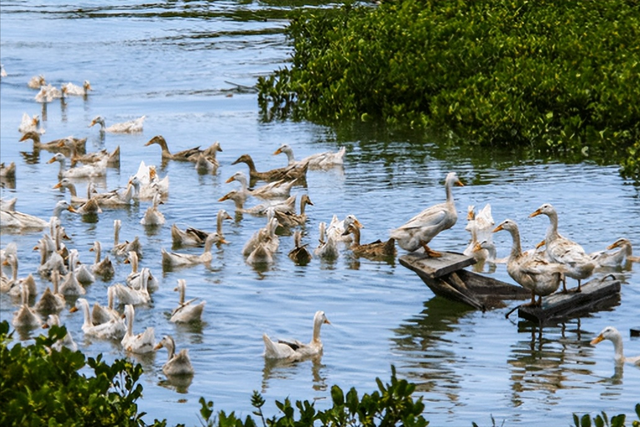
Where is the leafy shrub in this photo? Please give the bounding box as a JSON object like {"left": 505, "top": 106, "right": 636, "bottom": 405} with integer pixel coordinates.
{"left": 257, "top": 0, "right": 640, "bottom": 178}
{"left": 572, "top": 404, "right": 640, "bottom": 427}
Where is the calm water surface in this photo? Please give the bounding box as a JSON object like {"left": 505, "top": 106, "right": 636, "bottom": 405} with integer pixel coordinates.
{"left": 1, "top": 2, "right": 639, "bottom": 426}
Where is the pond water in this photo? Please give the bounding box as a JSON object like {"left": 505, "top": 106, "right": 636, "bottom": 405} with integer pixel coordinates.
{"left": 1, "top": 2, "right": 640, "bottom": 426}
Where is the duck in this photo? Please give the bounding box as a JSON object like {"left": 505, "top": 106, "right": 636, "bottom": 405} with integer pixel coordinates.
{"left": 124, "top": 251, "right": 158, "bottom": 291}
{"left": 68, "top": 197, "right": 103, "bottom": 216}
{"left": 47, "top": 152, "right": 107, "bottom": 179}
{"left": 62, "top": 80, "right": 92, "bottom": 96}
{"left": 314, "top": 221, "right": 339, "bottom": 260}
{"left": 89, "top": 115, "right": 145, "bottom": 133}
{"left": 326, "top": 214, "right": 364, "bottom": 244}
{"left": 111, "top": 219, "right": 143, "bottom": 258}
{"left": 231, "top": 153, "right": 308, "bottom": 183}
{"left": 591, "top": 238, "right": 640, "bottom": 269}
{"left": 242, "top": 217, "right": 280, "bottom": 256}
{"left": 288, "top": 230, "right": 312, "bottom": 265}
{"left": 170, "top": 279, "right": 205, "bottom": 323}
{"left": 34, "top": 271, "right": 66, "bottom": 315}
{"left": 226, "top": 170, "right": 297, "bottom": 200}
{"left": 58, "top": 138, "right": 120, "bottom": 167}
{"left": 111, "top": 269, "right": 152, "bottom": 306}
{"left": 42, "top": 314, "right": 78, "bottom": 352}
{"left": 262, "top": 310, "right": 331, "bottom": 361}
{"left": 0, "top": 63, "right": 6, "bottom": 78}
{"left": 241, "top": 195, "right": 297, "bottom": 217}
{"left": 529, "top": 203, "right": 596, "bottom": 292}
{"left": 52, "top": 178, "right": 90, "bottom": 204}
{"left": 144, "top": 135, "right": 202, "bottom": 162}
{"left": 12, "top": 285, "right": 42, "bottom": 329}
{"left": 71, "top": 297, "right": 126, "bottom": 340}
{"left": 1, "top": 201, "right": 71, "bottom": 230}
{"left": 19, "top": 131, "right": 87, "bottom": 154}
{"left": 171, "top": 209, "right": 232, "bottom": 247}
{"left": 590, "top": 326, "right": 640, "bottom": 365}
{"left": 162, "top": 233, "right": 219, "bottom": 268}
{"left": 18, "top": 113, "right": 45, "bottom": 134}
{"left": 140, "top": 193, "right": 165, "bottom": 226}
{"left": 88, "top": 241, "right": 114, "bottom": 278}
{"left": 155, "top": 335, "right": 194, "bottom": 376}
{"left": 58, "top": 251, "right": 86, "bottom": 296}
{"left": 87, "top": 180, "right": 135, "bottom": 207}
{"left": 218, "top": 189, "right": 248, "bottom": 212}
{"left": 0, "top": 162, "right": 16, "bottom": 180}
{"left": 493, "top": 219, "right": 567, "bottom": 306}
{"left": 131, "top": 162, "right": 170, "bottom": 199}
{"left": 463, "top": 204, "right": 496, "bottom": 261}
{"left": 1, "top": 253, "right": 20, "bottom": 293}
{"left": 272, "top": 194, "right": 314, "bottom": 228}
{"left": 69, "top": 249, "right": 96, "bottom": 285}
{"left": 8, "top": 272, "right": 37, "bottom": 303}
{"left": 343, "top": 223, "right": 396, "bottom": 259}
{"left": 121, "top": 304, "right": 155, "bottom": 354}
{"left": 273, "top": 143, "right": 346, "bottom": 169}
{"left": 195, "top": 141, "right": 223, "bottom": 174}
{"left": 35, "top": 84, "right": 63, "bottom": 103}
{"left": 246, "top": 238, "right": 276, "bottom": 266}
{"left": 390, "top": 171, "right": 464, "bottom": 257}
{"left": 28, "top": 74, "right": 46, "bottom": 89}
{"left": 91, "top": 286, "right": 121, "bottom": 325}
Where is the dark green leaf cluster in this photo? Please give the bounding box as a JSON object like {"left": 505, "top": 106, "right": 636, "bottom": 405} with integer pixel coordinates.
{"left": 257, "top": 0, "right": 640, "bottom": 178}
{"left": 0, "top": 320, "right": 148, "bottom": 427}
{"left": 572, "top": 404, "right": 640, "bottom": 427}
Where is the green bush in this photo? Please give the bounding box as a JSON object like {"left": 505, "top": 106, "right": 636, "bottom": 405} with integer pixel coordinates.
{"left": 257, "top": 0, "right": 640, "bottom": 178}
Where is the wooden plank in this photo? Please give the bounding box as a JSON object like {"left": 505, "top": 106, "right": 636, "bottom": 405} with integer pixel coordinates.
{"left": 420, "top": 274, "right": 486, "bottom": 311}
{"left": 455, "top": 269, "right": 530, "bottom": 299}
{"left": 399, "top": 252, "right": 476, "bottom": 279}
{"left": 517, "top": 275, "right": 621, "bottom": 324}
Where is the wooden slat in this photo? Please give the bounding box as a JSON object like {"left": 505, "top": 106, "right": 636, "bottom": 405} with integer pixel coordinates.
{"left": 399, "top": 252, "right": 476, "bottom": 279}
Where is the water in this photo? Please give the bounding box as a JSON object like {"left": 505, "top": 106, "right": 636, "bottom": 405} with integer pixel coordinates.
{"left": 2, "top": 2, "right": 640, "bottom": 426}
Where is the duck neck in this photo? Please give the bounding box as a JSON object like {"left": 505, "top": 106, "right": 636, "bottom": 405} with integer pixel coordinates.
{"left": 81, "top": 300, "right": 92, "bottom": 328}
{"left": 216, "top": 211, "right": 225, "bottom": 235}
{"left": 93, "top": 242, "right": 101, "bottom": 264}
{"left": 114, "top": 221, "right": 120, "bottom": 246}
{"left": 157, "top": 138, "right": 171, "bottom": 156}
{"left": 107, "top": 287, "right": 115, "bottom": 310}
{"left": 165, "top": 337, "right": 176, "bottom": 359}
{"left": 240, "top": 156, "right": 257, "bottom": 173}
{"left": 544, "top": 211, "right": 559, "bottom": 242}
{"left": 179, "top": 282, "right": 186, "bottom": 305}
{"left": 445, "top": 178, "right": 455, "bottom": 204}
{"left": 610, "top": 335, "right": 625, "bottom": 363}
{"left": 283, "top": 147, "right": 296, "bottom": 165}
{"left": 126, "top": 306, "right": 135, "bottom": 336}
{"left": 312, "top": 317, "right": 323, "bottom": 344}
{"left": 507, "top": 227, "right": 523, "bottom": 260}
{"left": 351, "top": 226, "right": 362, "bottom": 247}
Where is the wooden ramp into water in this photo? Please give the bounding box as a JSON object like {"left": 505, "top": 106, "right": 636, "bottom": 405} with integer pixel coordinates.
{"left": 399, "top": 251, "right": 529, "bottom": 311}
{"left": 517, "top": 275, "right": 622, "bottom": 324}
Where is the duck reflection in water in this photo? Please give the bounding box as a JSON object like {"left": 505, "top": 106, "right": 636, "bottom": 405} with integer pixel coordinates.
{"left": 261, "top": 354, "right": 326, "bottom": 394}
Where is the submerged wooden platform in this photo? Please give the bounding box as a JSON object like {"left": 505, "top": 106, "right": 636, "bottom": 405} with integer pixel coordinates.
{"left": 399, "top": 251, "right": 529, "bottom": 311}
{"left": 517, "top": 275, "right": 621, "bottom": 324}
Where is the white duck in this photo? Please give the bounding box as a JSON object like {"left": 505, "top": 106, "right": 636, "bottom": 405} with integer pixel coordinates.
{"left": 529, "top": 203, "right": 596, "bottom": 292}
{"left": 170, "top": 279, "right": 205, "bottom": 323}
{"left": 43, "top": 314, "right": 78, "bottom": 352}
{"left": 1, "top": 201, "right": 71, "bottom": 230}
{"left": 62, "top": 80, "right": 92, "bottom": 96}
{"left": 91, "top": 286, "right": 121, "bottom": 325}
{"left": 326, "top": 214, "right": 363, "bottom": 244}
{"left": 69, "top": 249, "right": 96, "bottom": 285}
{"left": 390, "top": 172, "right": 464, "bottom": 256}
{"left": 13, "top": 285, "right": 42, "bottom": 328}
{"left": 47, "top": 152, "right": 107, "bottom": 179}
{"left": 263, "top": 311, "right": 331, "bottom": 361}
{"left": 140, "top": 193, "right": 165, "bottom": 226}
{"left": 111, "top": 269, "right": 151, "bottom": 306}
{"left": 494, "top": 219, "right": 567, "bottom": 306}
{"left": 89, "top": 240, "right": 115, "bottom": 278}
{"left": 121, "top": 304, "right": 155, "bottom": 354}
{"left": 591, "top": 326, "right": 640, "bottom": 365}
{"left": 463, "top": 204, "right": 496, "bottom": 262}
{"left": 314, "top": 222, "right": 339, "bottom": 260}
{"left": 34, "top": 270, "right": 66, "bottom": 315}
{"left": 90, "top": 115, "right": 145, "bottom": 133}
{"left": 226, "top": 170, "right": 296, "bottom": 200}
{"left": 272, "top": 194, "right": 314, "bottom": 228}
{"left": 111, "top": 219, "right": 143, "bottom": 258}
{"left": 27, "top": 74, "right": 46, "bottom": 89}
{"left": 162, "top": 233, "right": 219, "bottom": 267}
{"left": 18, "top": 113, "right": 44, "bottom": 134}
{"left": 72, "top": 298, "right": 126, "bottom": 340}
{"left": 591, "top": 238, "right": 640, "bottom": 268}
{"left": 274, "top": 143, "right": 346, "bottom": 169}
{"left": 155, "top": 335, "right": 194, "bottom": 376}
{"left": 58, "top": 251, "right": 86, "bottom": 296}
{"left": 35, "top": 84, "right": 63, "bottom": 103}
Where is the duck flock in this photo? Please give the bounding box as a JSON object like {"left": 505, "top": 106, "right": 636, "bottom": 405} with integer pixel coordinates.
{"left": 1, "top": 69, "right": 639, "bottom": 393}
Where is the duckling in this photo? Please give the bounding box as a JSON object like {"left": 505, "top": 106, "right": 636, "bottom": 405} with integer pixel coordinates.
{"left": 111, "top": 219, "right": 143, "bottom": 258}
{"left": 155, "top": 335, "right": 194, "bottom": 376}
{"left": 144, "top": 135, "right": 202, "bottom": 162}
{"left": 263, "top": 311, "right": 331, "bottom": 361}
{"left": 314, "top": 222, "right": 339, "bottom": 260}
{"left": 71, "top": 297, "right": 126, "bottom": 340}
{"left": 121, "top": 304, "right": 155, "bottom": 354}
{"left": 231, "top": 153, "right": 308, "bottom": 183}
{"left": 288, "top": 230, "right": 312, "bottom": 265}
{"left": 34, "top": 271, "right": 66, "bottom": 315}
{"left": 89, "top": 115, "right": 145, "bottom": 133}
{"left": 140, "top": 193, "right": 165, "bottom": 226}
{"left": 162, "top": 233, "right": 219, "bottom": 268}
{"left": 170, "top": 279, "right": 205, "bottom": 323}
{"left": 89, "top": 241, "right": 115, "bottom": 279}
{"left": 271, "top": 194, "right": 313, "bottom": 228}
{"left": 343, "top": 223, "right": 396, "bottom": 259}
{"left": 42, "top": 314, "right": 78, "bottom": 352}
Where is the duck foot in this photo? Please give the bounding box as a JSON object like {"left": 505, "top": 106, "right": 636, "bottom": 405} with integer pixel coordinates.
{"left": 421, "top": 244, "right": 442, "bottom": 258}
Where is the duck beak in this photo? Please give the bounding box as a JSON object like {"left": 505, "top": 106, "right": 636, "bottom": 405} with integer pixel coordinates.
{"left": 42, "top": 323, "right": 50, "bottom": 329}
{"left": 529, "top": 209, "right": 542, "bottom": 218}
{"left": 154, "top": 343, "right": 163, "bottom": 351}
{"left": 273, "top": 147, "right": 282, "bottom": 155}
{"left": 353, "top": 218, "right": 364, "bottom": 229}
{"left": 53, "top": 182, "right": 62, "bottom": 189}
{"left": 535, "top": 240, "right": 546, "bottom": 250}
{"left": 224, "top": 176, "right": 235, "bottom": 184}
{"left": 68, "top": 206, "right": 78, "bottom": 213}
{"left": 218, "top": 237, "right": 229, "bottom": 245}
{"left": 47, "top": 156, "right": 57, "bottom": 164}
{"left": 455, "top": 179, "right": 464, "bottom": 187}
{"left": 69, "top": 306, "right": 79, "bottom": 313}
{"left": 472, "top": 242, "right": 482, "bottom": 252}
{"left": 606, "top": 240, "right": 622, "bottom": 250}
{"left": 19, "top": 134, "right": 29, "bottom": 142}
{"left": 590, "top": 334, "right": 605, "bottom": 345}
{"left": 493, "top": 224, "right": 504, "bottom": 233}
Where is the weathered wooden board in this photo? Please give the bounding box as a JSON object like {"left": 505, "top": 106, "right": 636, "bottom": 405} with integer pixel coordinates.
{"left": 399, "top": 252, "right": 529, "bottom": 311}
{"left": 517, "top": 275, "right": 621, "bottom": 324}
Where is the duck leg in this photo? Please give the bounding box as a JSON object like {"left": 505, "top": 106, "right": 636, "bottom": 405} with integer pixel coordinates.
{"left": 421, "top": 243, "right": 442, "bottom": 258}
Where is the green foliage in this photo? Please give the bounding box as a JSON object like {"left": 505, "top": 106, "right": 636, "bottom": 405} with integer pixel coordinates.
{"left": 0, "top": 320, "right": 149, "bottom": 427}
{"left": 257, "top": 0, "right": 640, "bottom": 178}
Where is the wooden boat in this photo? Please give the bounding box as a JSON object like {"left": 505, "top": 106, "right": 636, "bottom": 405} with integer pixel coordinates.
{"left": 399, "top": 252, "right": 529, "bottom": 311}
